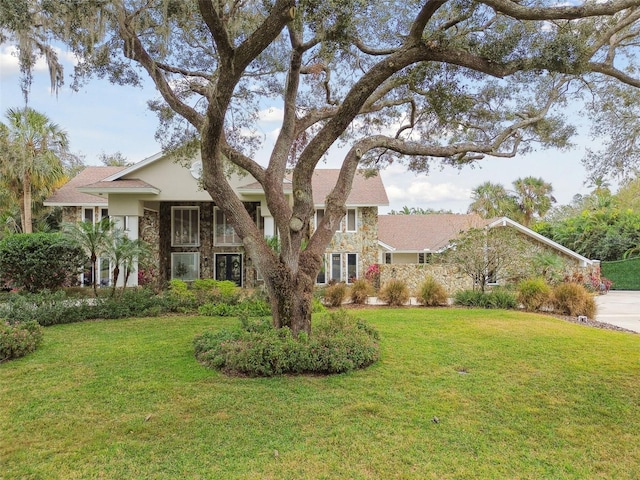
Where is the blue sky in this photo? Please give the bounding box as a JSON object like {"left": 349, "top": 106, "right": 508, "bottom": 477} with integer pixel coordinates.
{"left": 0, "top": 43, "right": 598, "bottom": 214}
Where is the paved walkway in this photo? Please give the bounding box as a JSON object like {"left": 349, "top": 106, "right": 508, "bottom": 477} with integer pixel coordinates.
{"left": 595, "top": 290, "right": 640, "bottom": 333}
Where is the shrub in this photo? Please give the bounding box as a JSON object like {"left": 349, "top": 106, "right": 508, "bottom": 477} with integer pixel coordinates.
{"left": 517, "top": 278, "right": 551, "bottom": 311}
{"left": 416, "top": 276, "right": 448, "bottom": 306}
{"left": 324, "top": 282, "right": 347, "bottom": 307}
{"left": 453, "top": 289, "right": 485, "bottom": 307}
{"left": 379, "top": 279, "right": 409, "bottom": 306}
{"left": 0, "top": 233, "right": 85, "bottom": 292}
{"left": 192, "top": 279, "right": 241, "bottom": 305}
{"left": 194, "top": 309, "right": 380, "bottom": 377}
{"left": 0, "top": 321, "right": 43, "bottom": 362}
{"left": 551, "top": 283, "right": 597, "bottom": 318}
{"left": 350, "top": 279, "right": 373, "bottom": 305}
{"left": 453, "top": 289, "right": 517, "bottom": 309}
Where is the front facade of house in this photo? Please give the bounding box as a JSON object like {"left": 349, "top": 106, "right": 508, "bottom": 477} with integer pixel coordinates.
{"left": 46, "top": 152, "right": 596, "bottom": 291}
{"left": 46, "top": 153, "right": 388, "bottom": 288}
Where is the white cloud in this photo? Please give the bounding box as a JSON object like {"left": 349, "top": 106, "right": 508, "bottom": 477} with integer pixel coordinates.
{"left": 258, "top": 107, "right": 284, "bottom": 122}
{"left": 386, "top": 178, "right": 471, "bottom": 204}
{"left": 0, "top": 43, "right": 79, "bottom": 78}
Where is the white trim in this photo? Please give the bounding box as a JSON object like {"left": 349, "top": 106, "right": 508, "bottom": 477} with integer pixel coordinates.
{"left": 103, "top": 151, "right": 164, "bottom": 181}
{"left": 487, "top": 217, "right": 594, "bottom": 267}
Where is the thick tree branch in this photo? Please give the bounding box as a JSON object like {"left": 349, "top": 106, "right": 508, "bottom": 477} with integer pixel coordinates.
{"left": 481, "top": 0, "right": 640, "bottom": 20}
{"left": 409, "top": 0, "right": 448, "bottom": 40}
{"left": 197, "top": 0, "right": 234, "bottom": 59}
{"left": 589, "top": 62, "right": 640, "bottom": 88}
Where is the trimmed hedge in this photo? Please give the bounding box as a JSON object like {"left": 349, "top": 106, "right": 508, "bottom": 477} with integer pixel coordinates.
{"left": 0, "top": 233, "right": 85, "bottom": 292}
{"left": 601, "top": 258, "right": 640, "bottom": 290}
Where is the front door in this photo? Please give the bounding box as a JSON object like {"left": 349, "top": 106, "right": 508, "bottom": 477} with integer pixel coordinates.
{"left": 215, "top": 254, "right": 242, "bottom": 286}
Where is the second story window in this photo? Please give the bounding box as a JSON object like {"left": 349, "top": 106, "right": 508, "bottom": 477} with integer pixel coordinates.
{"left": 172, "top": 207, "right": 200, "bottom": 246}
{"left": 215, "top": 208, "right": 241, "bottom": 245}
{"left": 346, "top": 208, "right": 357, "bottom": 232}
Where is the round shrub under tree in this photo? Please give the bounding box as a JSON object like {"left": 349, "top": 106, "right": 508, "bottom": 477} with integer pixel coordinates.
{"left": 193, "top": 310, "right": 380, "bottom": 377}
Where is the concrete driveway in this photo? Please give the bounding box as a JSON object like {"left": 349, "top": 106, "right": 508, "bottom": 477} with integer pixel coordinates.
{"left": 595, "top": 291, "right": 640, "bottom": 333}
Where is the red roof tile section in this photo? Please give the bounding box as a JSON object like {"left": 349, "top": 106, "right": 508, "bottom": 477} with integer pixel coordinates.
{"left": 378, "top": 214, "right": 492, "bottom": 252}
{"left": 45, "top": 166, "right": 126, "bottom": 205}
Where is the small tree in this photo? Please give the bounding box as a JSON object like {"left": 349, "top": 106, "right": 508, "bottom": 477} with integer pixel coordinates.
{"left": 63, "top": 218, "right": 114, "bottom": 297}
{"left": 105, "top": 233, "right": 151, "bottom": 297}
{"left": 444, "top": 227, "right": 529, "bottom": 292}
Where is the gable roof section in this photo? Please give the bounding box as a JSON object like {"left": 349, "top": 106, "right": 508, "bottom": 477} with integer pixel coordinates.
{"left": 44, "top": 166, "right": 126, "bottom": 206}
{"left": 379, "top": 214, "right": 594, "bottom": 266}
{"left": 487, "top": 217, "right": 593, "bottom": 267}
{"left": 379, "top": 214, "right": 490, "bottom": 252}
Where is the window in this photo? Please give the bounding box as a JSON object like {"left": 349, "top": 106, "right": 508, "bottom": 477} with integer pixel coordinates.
{"left": 346, "top": 209, "right": 357, "bottom": 232}
{"left": 315, "top": 209, "right": 325, "bottom": 230}
{"left": 384, "top": 253, "right": 392, "bottom": 264}
{"left": 83, "top": 208, "right": 94, "bottom": 223}
{"left": 215, "top": 208, "right": 241, "bottom": 245}
{"left": 331, "top": 253, "right": 342, "bottom": 283}
{"left": 347, "top": 253, "right": 357, "bottom": 283}
{"left": 172, "top": 207, "right": 199, "bottom": 246}
{"left": 100, "top": 208, "right": 109, "bottom": 220}
{"left": 316, "top": 253, "right": 358, "bottom": 284}
{"left": 316, "top": 255, "right": 327, "bottom": 284}
{"left": 171, "top": 252, "right": 200, "bottom": 281}
{"left": 418, "top": 253, "right": 432, "bottom": 264}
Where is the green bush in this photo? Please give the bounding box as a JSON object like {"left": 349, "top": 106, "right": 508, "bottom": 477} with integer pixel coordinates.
{"left": 350, "top": 279, "right": 373, "bottom": 305}
{"left": 416, "top": 276, "right": 448, "bottom": 307}
{"left": 0, "top": 233, "right": 85, "bottom": 292}
{"left": 551, "top": 283, "right": 597, "bottom": 318}
{"left": 517, "top": 278, "right": 551, "bottom": 311}
{"left": 453, "top": 289, "right": 517, "bottom": 309}
{"left": 0, "top": 321, "right": 43, "bottom": 362}
{"left": 194, "top": 310, "right": 380, "bottom": 377}
{"left": 379, "top": 279, "right": 409, "bottom": 306}
{"left": 324, "top": 283, "right": 347, "bottom": 307}
{"left": 192, "top": 279, "right": 241, "bottom": 305}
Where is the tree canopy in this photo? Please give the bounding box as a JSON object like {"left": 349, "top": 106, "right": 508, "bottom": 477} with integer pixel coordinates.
{"left": 5, "top": 0, "right": 640, "bottom": 333}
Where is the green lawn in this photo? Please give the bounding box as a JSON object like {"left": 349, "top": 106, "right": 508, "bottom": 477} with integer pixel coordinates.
{"left": 1, "top": 309, "right": 639, "bottom": 479}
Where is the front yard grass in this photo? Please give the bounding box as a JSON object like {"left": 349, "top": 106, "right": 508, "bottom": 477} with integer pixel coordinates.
{"left": 1, "top": 308, "right": 639, "bottom": 479}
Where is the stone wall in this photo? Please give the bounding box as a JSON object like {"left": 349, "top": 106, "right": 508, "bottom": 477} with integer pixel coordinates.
{"left": 325, "top": 206, "right": 379, "bottom": 278}
{"left": 379, "top": 263, "right": 473, "bottom": 295}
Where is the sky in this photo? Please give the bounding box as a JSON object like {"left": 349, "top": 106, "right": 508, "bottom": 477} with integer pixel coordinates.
{"left": 0, "top": 43, "right": 601, "bottom": 214}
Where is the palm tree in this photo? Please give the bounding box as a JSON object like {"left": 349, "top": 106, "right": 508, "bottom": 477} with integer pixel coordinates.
{"left": 467, "top": 181, "right": 517, "bottom": 219}
{"left": 0, "top": 107, "right": 68, "bottom": 233}
{"left": 104, "top": 232, "right": 150, "bottom": 298}
{"left": 512, "top": 176, "right": 556, "bottom": 227}
{"left": 63, "top": 218, "right": 115, "bottom": 297}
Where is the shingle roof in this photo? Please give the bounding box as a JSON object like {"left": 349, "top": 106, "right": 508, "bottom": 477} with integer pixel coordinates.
{"left": 311, "top": 169, "right": 388, "bottom": 206}
{"left": 237, "top": 169, "right": 389, "bottom": 206}
{"left": 45, "top": 166, "right": 126, "bottom": 205}
{"left": 378, "top": 214, "right": 492, "bottom": 252}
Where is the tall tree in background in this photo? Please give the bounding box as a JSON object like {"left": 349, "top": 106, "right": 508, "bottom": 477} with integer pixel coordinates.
{"left": 6, "top": 0, "right": 640, "bottom": 334}
{"left": 468, "top": 181, "right": 517, "bottom": 219}
{"left": 0, "top": 107, "right": 68, "bottom": 233}
{"left": 512, "top": 176, "right": 556, "bottom": 227}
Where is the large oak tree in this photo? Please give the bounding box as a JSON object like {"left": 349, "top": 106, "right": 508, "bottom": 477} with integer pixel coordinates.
{"left": 6, "top": 0, "right": 640, "bottom": 334}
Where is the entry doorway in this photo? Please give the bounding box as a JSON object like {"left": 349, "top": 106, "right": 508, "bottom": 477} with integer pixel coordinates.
{"left": 215, "top": 253, "right": 243, "bottom": 286}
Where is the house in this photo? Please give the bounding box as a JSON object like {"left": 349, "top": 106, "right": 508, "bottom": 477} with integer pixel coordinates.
{"left": 45, "top": 153, "right": 388, "bottom": 288}
{"left": 377, "top": 213, "right": 597, "bottom": 292}
{"left": 46, "top": 152, "right": 597, "bottom": 291}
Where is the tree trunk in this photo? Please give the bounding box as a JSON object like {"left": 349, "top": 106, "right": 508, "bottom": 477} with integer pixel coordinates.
{"left": 23, "top": 172, "right": 32, "bottom": 234}
{"left": 265, "top": 260, "right": 316, "bottom": 336}
{"left": 111, "top": 265, "right": 120, "bottom": 298}
{"left": 91, "top": 253, "right": 98, "bottom": 297}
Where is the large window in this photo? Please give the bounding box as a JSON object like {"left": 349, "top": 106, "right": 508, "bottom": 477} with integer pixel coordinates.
{"left": 317, "top": 253, "right": 358, "bottom": 284}
{"left": 171, "top": 252, "right": 200, "bottom": 281}
{"left": 215, "top": 208, "right": 241, "bottom": 245}
{"left": 172, "top": 207, "right": 199, "bottom": 246}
